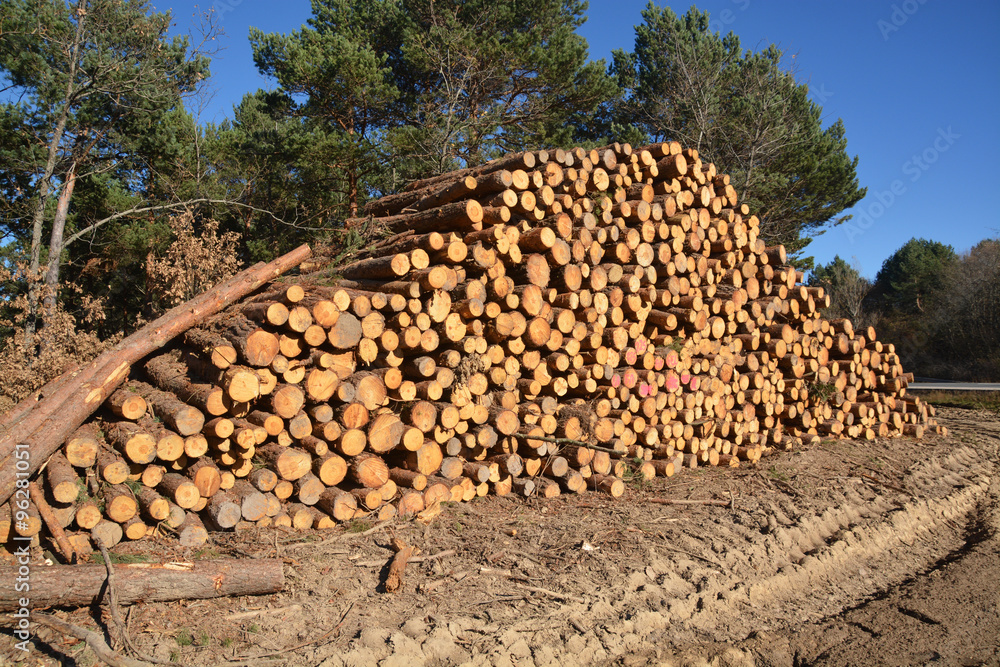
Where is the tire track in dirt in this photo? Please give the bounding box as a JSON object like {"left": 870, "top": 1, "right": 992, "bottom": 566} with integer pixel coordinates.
{"left": 306, "top": 410, "right": 1000, "bottom": 667}
{"left": 575, "top": 448, "right": 992, "bottom": 656}
{"left": 6, "top": 409, "right": 996, "bottom": 667}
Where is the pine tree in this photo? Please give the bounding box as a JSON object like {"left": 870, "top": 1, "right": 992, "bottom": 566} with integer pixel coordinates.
{"left": 0, "top": 0, "right": 211, "bottom": 344}
{"left": 609, "top": 4, "right": 865, "bottom": 266}
{"left": 249, "top": 0, "right": 403, "bottom": 219}
{"left": 386, "top": 0, "right": 617, "bottom": 180}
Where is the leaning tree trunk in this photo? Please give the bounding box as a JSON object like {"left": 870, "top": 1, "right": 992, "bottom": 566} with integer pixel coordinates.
{"left": 0, "top": 244, "right": 312, "bottom": 506}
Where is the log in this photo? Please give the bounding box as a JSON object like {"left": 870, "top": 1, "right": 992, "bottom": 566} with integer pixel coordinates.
{"left": 137, "top": 488, "right": 170, "bottom": 522}
{"left": 158, "top": 473, "right": 201, "bottom": 509}
{"left": 106, "top": 387, "right": 146, "bottom": 421}
{"left": 313, "top": 453, "right": 348, "bottom": 486}
{"left": 316, "top": 487, "right": 357, "bottom": 521}
{"left": 9, "top": 142, "right": 945, "bottom": 550}
{"left": 103, "top": 485, "right": 138, "bottom": 523}
{"left": 206, "top": 491, "right": 242, "bottom": 529}
{"left": 185, "top": 457, "right": 222, "bottom": 497}
{"left": 45, "top": 452, "right": 80, "bottom": 504}
{"left": 349, "top": 452, "right": 391, "bottom": 489}
{"left": 0, "top": 244, "right": 312, "bottom": 506}
{"left": 221, "top": 315, "right": 280, "bottom": 367}
{"left": 90, "top": 520, "right": 123, "bottom": 548}
{"left": 384, "top": 538, "right": 417, "bottom": 593}
{"left": 105, "top": 422, "right": 156, "bottom": 465}
{"left": 0, "top": 559, "right": 284, "bottom": 611}
{"left": 28, "top": 481, "right": 76, "bottom": 562}
{"left": 178, "top": 512, "right": 208, "bottom": 547}
{"left": 256, "top": 443, "right": 312, "bottom": 481}
{"left": 183, "top": 328, "right": 239, "bottom": 368}
{"left": 347, "top": 200, "right": 485, "bottom": 235}
{"left": 64, "top": 424, "right": 100, "bottom": 467}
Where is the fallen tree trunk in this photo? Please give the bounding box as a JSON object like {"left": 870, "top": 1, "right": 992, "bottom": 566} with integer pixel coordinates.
{"left": 0, "top": 244, "right": 312, "bottom": 506}
{"left": 0, "top": 559, "right": 284, "bottom": 611}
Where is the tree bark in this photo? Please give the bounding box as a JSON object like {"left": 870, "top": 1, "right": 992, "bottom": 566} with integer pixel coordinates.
{"left": 0, "top": 559, "right": 284, "bottom": 611}
{"left": 0, "top": 244, "right": 311, "bottom": 506}
{"left": 25, "top": 1, "right": 86, "bottom": 349}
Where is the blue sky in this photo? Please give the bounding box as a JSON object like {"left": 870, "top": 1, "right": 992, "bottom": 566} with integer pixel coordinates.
{"left": 159, "top": 0, "right": 1000, "bottom": 278}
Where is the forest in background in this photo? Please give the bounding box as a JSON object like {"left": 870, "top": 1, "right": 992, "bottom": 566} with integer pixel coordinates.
{"left": 0, "top": 0, "right": 996, "bottom": 413}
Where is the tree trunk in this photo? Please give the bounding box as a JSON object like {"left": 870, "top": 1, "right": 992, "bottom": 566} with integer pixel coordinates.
{"left": 26, "top": 2, "right": 87, "bottom": 348}
{"left": 0, "top": 559, "right": 284, "bottom": 611}
{"left": 0, "top": 244, "right": 312, "bottom": 506}
{"left": 41, "top": 163, "right": 78, "bottom": 324}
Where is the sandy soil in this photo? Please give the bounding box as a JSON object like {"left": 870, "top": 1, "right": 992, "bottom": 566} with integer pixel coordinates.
{"left": 2, "top": 405, "right": 998, "bottom": 667}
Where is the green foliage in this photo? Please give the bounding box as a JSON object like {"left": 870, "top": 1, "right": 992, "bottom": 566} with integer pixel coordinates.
{"left": 192, "top": 547, "right": 221, "bottom": 559}
{"left": 916, "top": 390, "right": 1000, "bottom": 416}
{"left": 872, "top": 237, "right": 956, "bottom": 314}
{"left": 621, "top": 457, "right": 651, "bottom": 489}
{"left": 92, "top": 552, "right": 151, "bottom": 565}
{"left": 608, "top": 4, "right": 865, "bottom": 265}
{"left": 767, "top": 466, "right": 789, "bottom": 483}
{"left": 870, "top": 237, "right": 999, "bottom": 381}
{"left": 344, "top": 518, "right": 373, "bottom": 533}
{"left": 385, "top": 0, "right": 617, "bottom": 180}
{"left": 807, "top": 380, "right": 837, "bottom": 404}
{"left": 248, "top": 0, "right": 403, "bottom": 220}
{"left": 242, "top": 0, "right": 617, "bottom": 235}
{"left": 0, "top": 0, "right": 216, "bottom": 343}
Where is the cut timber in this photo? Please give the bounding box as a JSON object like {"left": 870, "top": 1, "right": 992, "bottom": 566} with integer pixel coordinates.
{"left": 0, "top": 244, "right": 311, "bottom": 506}
{"left": 404, "top": 442, "right": 443, "bottom": 476}
{"left": 183, "top": 329, "right": 239, "bottom": 369}
{"left": 327, "top": 312, "right": 364, "bottom": 350}
{"left": 367, "top": 413, "right": 405, "bottom": 453}
{"left": 316, "top": 488, "right": 357, "bottom": 521}
{"left": 11, "top": 141, "right": 944, "bottom": 549}
{"left": 90, "top": 520, "right": 122, "bottom": 548}
{"left": 221, "top": 315, "right": 280, "bottom": 367}
{"left": 158, "top": 473, "right": 201, "bottom": 509}
{"left": 231, "top": 480, "right": 268, "bottom": 521}
{"left": 260, "top": 384, "right": 305, "bottom": 420}
{"left": 348, "top": 200, "right": 484, "bottom": 235}
{"left": 592, "top": 474, "right": 625, "bottom": 497}
{"left": 313, "top": 453, "right": 348, "bottom": 486}
{"left": 45, "top": 453, "right": 79, "bottom": 504}
{"left": 105, "top": 422, "right": 156, "bottom": 464}
{"left": 103, "top": 485, "right": 138, "bottom": 523}
{"left": 96, "top": 447, "right": 129, "bottom": 485}
{"left": 106, "top": 387, "right": 146, "bottom": 421}
{"left": 384, "top": 538, "right": 417, "bottom": 593}
{"left": 178, "top": 512, "right": 208, "bottom": 547}
{"left": 64, "top": 424, "right": 100, "bottom": 468}
{"left": 350, "top": 452, "right": 390, "bottom": 489}
{"left": 390, "top": 468, "right": 427, "bottom": 491}
{"left": 397, "top": 491, "right": 425, "bottom": 517}
{"left": 75, "top": 501, "right": 103, "bottom": 530}
{"left": 138, "top": 488, "right": 170, "bottom": 522}
{"left": 0, "top": 559, "right": 284, "bottom": 611}
{"left": 185, "top": 457, "right": 222, "bottom": 498}
{"left": 256, "top": 444, "right": 311, "bottom": 481}
{"left": 340, "top": 254, "right": 412, "bottom": 281}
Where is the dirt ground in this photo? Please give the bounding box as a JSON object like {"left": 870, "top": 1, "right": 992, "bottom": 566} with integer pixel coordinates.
{"left": 3, "top": 405, "right": 998, "bottom": 667}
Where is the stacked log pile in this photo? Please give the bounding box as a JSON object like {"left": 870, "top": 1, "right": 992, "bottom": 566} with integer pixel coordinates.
{"left": 1, "top": 142, "right": 942, "bottom": 553}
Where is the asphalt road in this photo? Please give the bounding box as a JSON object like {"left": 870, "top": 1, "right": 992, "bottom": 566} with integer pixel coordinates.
{"left": 908, "top": 382, "right": 1000, "bottom": 391}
